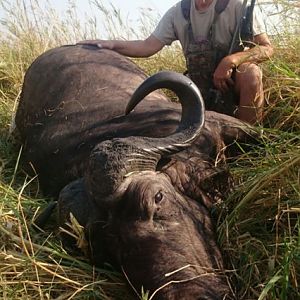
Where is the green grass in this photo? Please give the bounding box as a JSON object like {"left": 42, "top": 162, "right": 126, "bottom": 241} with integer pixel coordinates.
{"left": 0, "top": 0, "right": 299, "bottom": 299}
{"left": 217, "top": 129, "right": 300, "bottom": 298}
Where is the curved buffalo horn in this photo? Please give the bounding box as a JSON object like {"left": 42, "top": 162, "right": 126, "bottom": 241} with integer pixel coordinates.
{"left": 86, "top": 71, "right": 205, "bottom": 204}
{"left": 125, "top": 71, "right": 205, "bottom": 155}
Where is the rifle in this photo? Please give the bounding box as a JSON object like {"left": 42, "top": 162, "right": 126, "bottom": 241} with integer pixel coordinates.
{"left": 229, "top": 0, "right": 256, "bottom": 54}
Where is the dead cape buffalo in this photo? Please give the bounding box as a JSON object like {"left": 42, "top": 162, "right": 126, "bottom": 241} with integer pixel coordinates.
{"left": 16, "top": 45, "right": 254, "bottom": 299}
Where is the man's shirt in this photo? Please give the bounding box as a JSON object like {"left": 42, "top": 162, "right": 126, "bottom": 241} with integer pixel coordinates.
{"left": 152, "top": 0, "right": 266, "bottom": 55}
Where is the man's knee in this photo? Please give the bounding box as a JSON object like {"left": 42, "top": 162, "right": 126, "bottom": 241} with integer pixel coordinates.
{"left": 235, "top": 63, "right": 263, "bottom": 92}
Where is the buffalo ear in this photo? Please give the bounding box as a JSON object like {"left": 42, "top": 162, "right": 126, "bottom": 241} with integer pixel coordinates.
{"left": 204, "top": 111, "right": 260, "bottom": 157}
{"left": 57, "top": 178, "right": 110, "bottom": 253}
{"left": 161, "top": 155, "right": 232, "bottom": 208}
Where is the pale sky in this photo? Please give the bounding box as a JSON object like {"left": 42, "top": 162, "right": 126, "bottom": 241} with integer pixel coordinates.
{"left": 0, "top": 0, "right": 290, "bottom": 37}
{"left": 42, "top": 0, "right": 283, "bottom": 36}
{"left": 0, "top": 0, "right": 179, "bottom": 38}
{"left": 49, "top": 0, "right": 179, "bottom": 16}
{"left": 0, "top": 0, "right": 179, "bottom": 28}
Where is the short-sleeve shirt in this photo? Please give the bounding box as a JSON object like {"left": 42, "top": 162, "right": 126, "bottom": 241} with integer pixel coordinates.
{"left": 152, "top": 0, "right": 266, "bottom": 55}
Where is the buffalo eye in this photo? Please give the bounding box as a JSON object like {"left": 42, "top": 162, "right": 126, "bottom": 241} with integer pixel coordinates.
{"left": 154, "top": 191, "right": 163, "bottom": 204}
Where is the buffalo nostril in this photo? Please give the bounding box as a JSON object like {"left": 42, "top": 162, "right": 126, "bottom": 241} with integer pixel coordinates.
{"left": 154, "top": 191, "right": 163, "bottom": 204}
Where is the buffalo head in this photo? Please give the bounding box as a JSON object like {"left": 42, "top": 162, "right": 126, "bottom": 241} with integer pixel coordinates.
{"left": 58, "top": 71, "right": 233, "bottom": 299}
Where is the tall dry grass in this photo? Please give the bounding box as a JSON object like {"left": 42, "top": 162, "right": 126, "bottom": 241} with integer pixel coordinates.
{"left": 0, "top": 0, "right": 299, "bottom": 299}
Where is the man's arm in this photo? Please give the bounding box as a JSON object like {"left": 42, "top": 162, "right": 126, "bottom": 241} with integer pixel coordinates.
{"left": 225, "top": 33, "right": 274, "bottom": 67}
{"left": 213, "top": 33, "right": 274, "bottom": 92}
{"left": 77, "top": 35, "right": 165, "bottom": 58}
